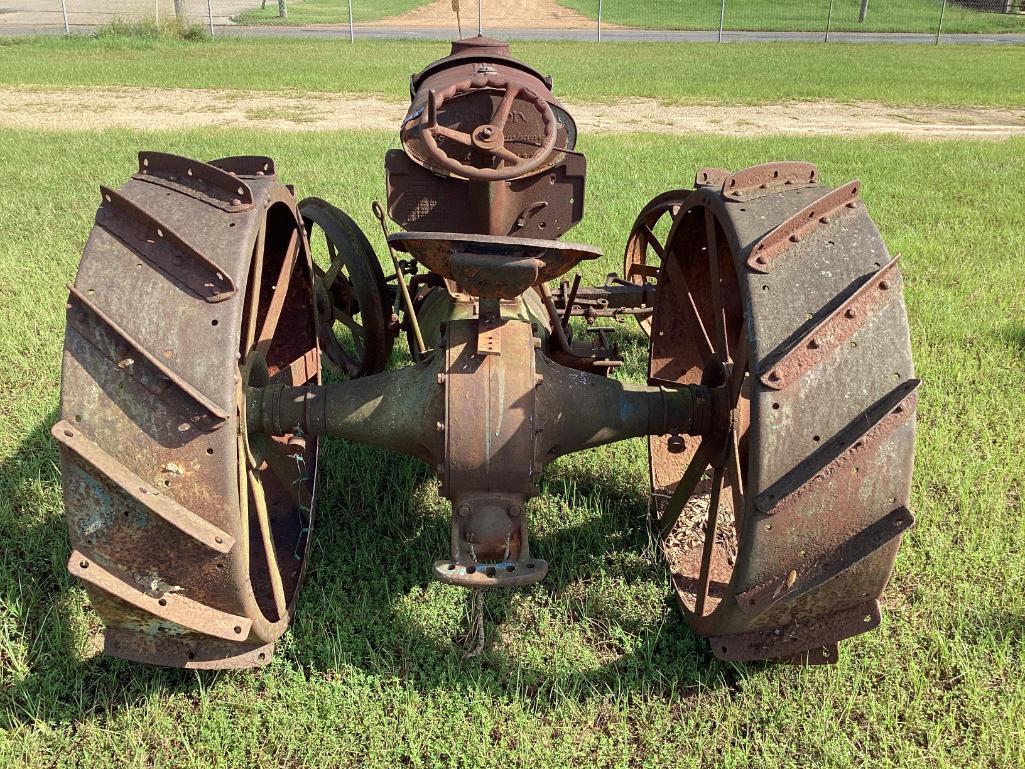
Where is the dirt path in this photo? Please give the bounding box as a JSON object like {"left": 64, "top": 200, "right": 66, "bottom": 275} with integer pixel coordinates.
{"left": 3, "top": 86, "right": 1024, "bottom": 139}
{"left": 375, "top": 0, "right": 604, "bottom": 30}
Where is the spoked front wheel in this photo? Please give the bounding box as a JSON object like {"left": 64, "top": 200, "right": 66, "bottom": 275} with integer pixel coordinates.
{"left": 644, "top": 163, "right": 917, "bottom": 663}
{"left": 300, "top": 197, "right": 393, "bottom": 378}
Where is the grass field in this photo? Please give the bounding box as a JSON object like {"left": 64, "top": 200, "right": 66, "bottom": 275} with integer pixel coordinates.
{"left": 236, "top": 0, "right": 424, "bottom": 26}
{"left": 0, "top": 123, "right": 1023, "bottom": 767}
{"left": 3, "top": 36, "right": 1025, "bottom": 107}
{"left": 561, "top": 0, "right": 1025, "bottom": 34}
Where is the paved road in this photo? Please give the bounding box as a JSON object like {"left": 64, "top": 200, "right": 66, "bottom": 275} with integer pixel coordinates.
{"left": 2, "top": 22, "right": 1025, "bottom": 44}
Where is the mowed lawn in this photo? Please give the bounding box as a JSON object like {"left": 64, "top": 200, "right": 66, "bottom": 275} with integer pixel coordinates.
{"left": 2, "top": 36, "right": 1025, "bottom": 107}
{"left": 236, "top": 0, "right": 425, "bottom": 25}
{"left": 0, "top": 124, "right": 1022, "bottom": 767}
{"left": 560, "top": 0, "right": 1025, "bottom": 34}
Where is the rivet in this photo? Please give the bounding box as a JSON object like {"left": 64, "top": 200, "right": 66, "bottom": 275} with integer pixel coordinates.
{"left": 768, "top": 371, "right": 781, "bottom": 382}
{"left": 845, "top": 308, "right": 857, "bottom": 319}
{"left": 879, "top": 280, "right": 890, "bottom": 290}
{"left": 756, "top": 255, "right": 768, "bottom": 265}
{"left": 509, "top": 506, "right": 522, "bottom": 518}
{"left": 819, "top": 215, "right": 831, "bottom": 224}
{"left": 789, "top": 234, "right": 801, "bottom": 243}
{"left": 436, "top": 421, "right": 445, "bottom": 433}
{"left": 458, "top": 505, "right": 470, "bottom": 518}
{"left": 809, "top": 338, "right": 820, "bottom": 349}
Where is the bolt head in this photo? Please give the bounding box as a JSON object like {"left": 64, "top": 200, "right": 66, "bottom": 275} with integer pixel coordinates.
{"left": 845, "top": 308, "right": 857, "bottom": 319}
{"left": 667, "top": 435, "right": 686, "bottom": 454}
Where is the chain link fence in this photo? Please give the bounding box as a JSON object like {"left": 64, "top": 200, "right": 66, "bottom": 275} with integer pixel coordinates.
{"left": 5, "top": 0, "right": 1024, "bottom": 41}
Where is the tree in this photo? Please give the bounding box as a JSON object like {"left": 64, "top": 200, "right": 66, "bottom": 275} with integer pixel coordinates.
{"left": 278, "top": 0, "right": 287, "bottom": 18}
{"left": 859, "top": 0, "right": 869, "bottom": 23}
{"left": 174, "top": 0, "right": 186, "bottom": 21}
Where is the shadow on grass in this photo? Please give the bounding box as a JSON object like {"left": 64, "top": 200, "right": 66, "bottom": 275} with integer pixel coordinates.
{"left": 997, "top": 320, "right": 1025, "bottom": 355}
{"left": 1, "top": 386, "right": 723, "bottom": 730}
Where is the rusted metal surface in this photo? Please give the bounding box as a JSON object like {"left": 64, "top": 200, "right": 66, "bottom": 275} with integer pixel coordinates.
{"left": 746, "top": 180, "right": 861, "bottom": 273}
{"left": 641, "top": 167, "right": 916, "bottom": 662}
{"left": 388, "top": 231, "right": 601, "bottom": 299}
{"left": 58, "top": 39, "right": 918, "bottom": 671}
{"left": 754, "top": 380, "right": 919, "bottom": 517}
{"left": 135, "top": 152, "right": 255, "bottom": 212}
{"left": 758, "top": 255, "right": 904, "bottom": 389}
{"left": 721, "top": 161, "right": 819, "bottom": 201}
{"left": 53, "top": 422, "right": 234, "bottom": 553}
{"left": 401, "top": 37, "right": 575, "bottom": 182}
{"left": 712, "top": 601, "right": 881, "bottom": 662}
{"left": 385, "top": 149, "right": 586, "bottom": 238}
{"left": 59, "top": 156, "right": 321, "bottom": 668}
{"left": 96, "top": 186, "right": 236, "bottom": 302}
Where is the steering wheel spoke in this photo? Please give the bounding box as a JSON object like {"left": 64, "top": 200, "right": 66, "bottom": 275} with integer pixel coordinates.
{"left": 489, "top": 145, "right": 523, "bottom": 166}
{"left": 430, "top": 125, "right": 474, "bottom": 147}
{"left": 491, "top": 85, "right": 521, "bottom": 129}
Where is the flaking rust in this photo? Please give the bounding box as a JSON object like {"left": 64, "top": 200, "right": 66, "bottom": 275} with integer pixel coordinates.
{"left": 55, "top": 36, "right": 918, "bottom": 669}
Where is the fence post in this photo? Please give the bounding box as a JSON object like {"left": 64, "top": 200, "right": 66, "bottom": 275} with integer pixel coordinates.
{"left": 348, "top": 0, "right": 354, "bottom": 42}
{"left": 478, "top": 0, "right": 482, "bottom": 36}
{"left": 718, "top": 0, "right": 726, "bottom": 42}
{"left": 59, "top": 0, "right": 69, "bottom": 34}
{"left": 155, "top": 0, "right": 160, "bottom": 29}
{"left": 935, "top": 0, "right": 947, "bottom": 44}
{"left": 207, "top": 0, "right": 215, "bottom": 35}
{"left": 597, "top": 0, "right": 602, "bottom": 42}
{"left": 825, "top": 0, "right": 834, "bottom": 41}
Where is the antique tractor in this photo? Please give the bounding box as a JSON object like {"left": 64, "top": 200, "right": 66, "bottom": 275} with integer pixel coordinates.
{"left": 54, "top": 37, "right": 916, "bottom": 668}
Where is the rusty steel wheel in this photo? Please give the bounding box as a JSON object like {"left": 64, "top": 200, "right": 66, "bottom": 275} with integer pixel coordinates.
{"left": 53, "top": 153, "right": 321, "bottom": 669}
{"left": 623, "top": 188, "right": 690, "bottom": 336}
{"left": 645, "top": 163, "right": 917, "bottom": 664}
{"left": 300, "top": 197, "right": 393, "bottom": 379}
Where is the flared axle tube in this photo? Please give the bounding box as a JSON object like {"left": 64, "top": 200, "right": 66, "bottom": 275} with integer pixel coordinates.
{"left": 245, "top": 354, "right": 712, "bottom": 466}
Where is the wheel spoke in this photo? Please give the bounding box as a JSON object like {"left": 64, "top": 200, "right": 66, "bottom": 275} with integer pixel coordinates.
{"left": 248, "top": 466, "right": 288, "bottom": 620}
{"left": 431, "top": 125, "right": 474, "bottom": 147}
{"left": 333, "top": 307, "right": 367, "bottom": 342}
{"left": 656, "top": 440, "right": 710, "bottom": 536}
{"left": 705, "top": 208, "right": 730, "bottom": 362}
{"left": 640, "top": 224, "right": 666, "bottom": 260}
{"left": 726, "top": 427, "right": 745, "bottom": 533}
{"left": 243, "top": 223, "right": 267, "bottom": 354}
{"left": 255, "top": 228, "right": 300, "bottom": 357}
{"left": 258, "top": 437, "right": 304, "bottom": 508}
{"left": 694, "top": 465, "right": 725, "bottom": 617}
{"left": 729, "top": 327, "right": 750, "bottom": 408}
{"left": 662, "top": 254, "right": 716, "bottom": 362}
{"left": 323, "top": 237, "right": 344, "bottom": 288}
{"left": 492, "top": 86, "right": 521, "bottom": 129}
{"left": 319, "top": 323, "right": 354, "bottom": 374}
{"left": 489, "top": 144, "right": 523, "bottom": 166}
{"left": 270, "top": 348, "right": 320, "bottom": 387}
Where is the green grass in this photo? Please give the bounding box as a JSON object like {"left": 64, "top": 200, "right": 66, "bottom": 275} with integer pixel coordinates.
{"left": 235, "top": 0, "right": 427, "bottom": 26}
{"left": 561, "top": 0, "right": 1025, "bottom": 34}
{"left": 0, "top": 126, "right": 1023, "bottom": 767}
{"left": 3, "top": 36, "right": 1025, "bottom": 107}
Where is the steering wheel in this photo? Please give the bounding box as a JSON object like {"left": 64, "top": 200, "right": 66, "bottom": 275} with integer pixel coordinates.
{"left": 418, "top": 75, "right": 559, "bottom": 182}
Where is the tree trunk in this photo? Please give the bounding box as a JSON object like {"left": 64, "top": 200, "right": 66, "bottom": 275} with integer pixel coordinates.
{"left": 173, "top": 0, "right": 186, "bottom": 21}
{"left": 278, "top": 0, "right": 287, "bottom": 18}
{"left": 858, "top": 0, "right": 869, "bottom": 22}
